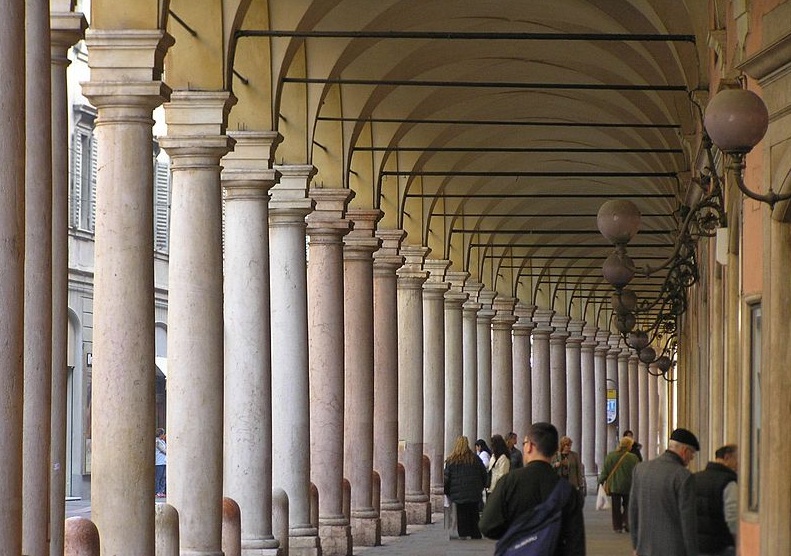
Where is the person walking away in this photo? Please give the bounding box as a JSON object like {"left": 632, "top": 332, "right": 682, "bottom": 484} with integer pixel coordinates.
{"left": 598, "top": 436, "right": 639, "bottom": 533}
{"left": 155, "top": 428, "right": 167, "bottom": 497}
{"left": 696, "top": 444, "right": 739, "bottom": 556}
{"left": 479, "top": 422, "right": 585, "bottom": 554}
{"left": 623, "top": 430, "right": 643, "bottom": 461}
{"left": 487, "top": 434, "right": 511, "bottom": 493}
{"left": 629, "top": 427, "right": 700, "bottom": 555}
{"left": 444, "top": 436, "right": 487, "bottom": 540}
{"left": 506, "top": 431, "right": 524, "bottom": 470}
{"left": 554, "top": 436, "right": 586, "bottom": 503}
{"left": 475, "top": 438, "right": 492, "bottom": 469}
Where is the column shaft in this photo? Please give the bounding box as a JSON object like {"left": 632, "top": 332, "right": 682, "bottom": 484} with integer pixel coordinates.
{"left": 531, "top": 309, "right": 554, "bottom": 423}
{"left": 491, "top": 298, "right": 517, "bottom": 436}
{"left": 647, "top": 366, "right": 659, "bottom": 459}
{"left": 512, "top": 305, "right": 535, "bottom": 442}
{"left": 638, "top": 361, "right": 649, "bottom": 460}
{"left": 270, "top": 165, "right": 320, "bottom": 554}
{"left": 0, "top": 0, "right": 26, "bottom": 550}
{"left": 617, "top": 350, "right": 630, "bottom": 435}
{"left": 23, "top": 1, "right": 54, "bottom": 553}
{"left": 606, "top": 340, "right": 620, "bottom": 452}
{"left": 565, "top": 321, "right": 584, "bottom": 446}
{"left": 549, "top": 316, "right": 570, "bottom": 433}
{"left": 422, "top": 259, "right": 449, "bottom": 512}
{"left": 161, "top": 91, "right": 235, "bottom": 556}
{"left": 580, "top": 328, "right": 597, "bottom": 478}
{"left": 82, "top": 29, "right": 172, "bottom": 556}
{"left": 444, "top": 272, "right": 468, "bottom": 456}
{"left": 461, "top": 283, "right": 482, "bottom": 442}
{"left": 222, "top": 132, "right": 281, "bottom": 556}
{"left": 594, "top": 333, "right": 610, "bottom": 473}
{"left": 372, "top": 230, "right": 406, "bottom": 536}
{"left": 397, "top": 246, "right": 430, "bottom": 524}
{"left": 475, "top": 291, "right": 496, "bottom": 440}
{"left": 628, "top": 355, "right": 640, "bottom": 439}
{"left": 343, "top": 209, "right": 382, "bottom": 547}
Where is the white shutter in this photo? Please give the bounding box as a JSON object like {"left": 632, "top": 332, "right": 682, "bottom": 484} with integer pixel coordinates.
{"left": 154, "top": 159, "right": 171, "bottom": 253}
{"left": 70, "top": 131, "right": 83, "bottom": 228}
{"left": 88, "top": 135, "right": 98, "bottom": 232}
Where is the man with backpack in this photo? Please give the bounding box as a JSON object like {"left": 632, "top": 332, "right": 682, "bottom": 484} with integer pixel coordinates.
{"left": 479, "top": 422, "right": 586, "bottom": 555}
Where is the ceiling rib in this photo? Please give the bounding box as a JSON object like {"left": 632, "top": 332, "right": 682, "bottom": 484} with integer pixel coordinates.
{"left": 283, "top": 77, "right": 688, "bottom": 91}
{"left": 236, "top": 30, "right": 695, "bottom": 42}
{"left": 321, "top": 116, "right": 681, "bottom": 129}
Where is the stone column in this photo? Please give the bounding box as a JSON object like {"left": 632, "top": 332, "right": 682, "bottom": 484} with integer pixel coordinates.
{"left": 396, "top": 246, "right": 431, "bottom": 525}
{"left": 658, "top": 374, "right": 668, "bottom": 452}
{"left": 565, "top": 320, "right": 584, "bottom": 445}
{"left": 81, "top": 29, "right": 172, "bottom": 556}
{"left": 372, "top": 230, "right": 406, "bottom": 536}
{"left": 23, "top": 2, "right": 54, "bottom": 553}
{"left": 512, "top": 304, "right": 535, "bottom": 441}
{"left": 161, "top": 90, "right": 235, "bottom": 556}
{"left": 638, "top": 361, "right": 649, "bottom": 460}
{"left": 594, "top": 331, "right": 610, "bottom": 473}
{"left": 0, "top": 1, "right": 25, "bottom": 551}
{"left": 49, "top": 11, "right": 87, "bottom": 556}
{"left": 476, "top": 290, "right": 497, "bottom": 440}
{"left": 422, "top": 258, "right": 450, "bottom": 513}
{"left": 343, "top": 209, "right": 383, "bottom": 547}
{"left": 270, "top": 165, "right": 320, "bottom": 555}
{"left": 462, "top": 283, "right": 483, "bottom": 442}
{"left": 491, "top": 297, "right": 517, "bottom": 436}
{"left": 306, "top": 188, "right": 353, "bottom": 556}
{"left": 549, "top": 315, "right": 570, "bottom": 433}
{"left": 444, "top": 272, "right": 468, "bottom": 455}
{"left": 628, "top": 354, "right": 640, "bottom": 439}
{"left": 606, "top": 336, "right": 621, "bottom": 452}
{"left": 531, "top": 309, "right": 554, "bottom": 423}
{"left": 617, "top": 348, "right": 631, "bottom": 435}
{"left": 580, "top": 327, "right": 597, "bottom": 478}
{"left": 222, "top": 132, "right": 282, "bottom": 556}
{"left": 647, "top": 365, "right": 659, "bottom": 460}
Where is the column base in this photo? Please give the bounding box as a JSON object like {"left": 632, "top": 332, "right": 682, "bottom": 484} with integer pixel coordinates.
{"left": 430, "top": 492, "right": 444, "bottom": 514}
{"left": 405, "top": 501, "right": 432, "bottom": 525}
{"left": 288, "top": 534, "right": 321, "bottom": 556}
{"left": 350, "top": 516, "right": 381, "bottom": 547}
{"left": 380, "top": 508, "right": 406, "bottom": 536}
{"left": 242, "top": 549, "right": 281, "bottom": 556}
{"left": 318, "top": 524, "right": 352, "bottom": 556}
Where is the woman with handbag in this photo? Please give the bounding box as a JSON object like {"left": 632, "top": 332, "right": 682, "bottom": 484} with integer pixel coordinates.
{"left": 598, "top": 436, "right": 640, "bottom": 533}
{"left": 444, "top": 436, "right": 488, "bottom": 539}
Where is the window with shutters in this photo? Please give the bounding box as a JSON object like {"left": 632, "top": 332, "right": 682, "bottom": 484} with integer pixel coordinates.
{"left": 70, "top": 104, "right": 97, "bottom": 232}
{"left": 153, "top": 148, "right": 171, "bottom": 254}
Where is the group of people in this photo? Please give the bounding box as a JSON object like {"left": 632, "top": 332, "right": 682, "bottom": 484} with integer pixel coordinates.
{"left": 444, "top": 424, "right": 739, "bottom": 556}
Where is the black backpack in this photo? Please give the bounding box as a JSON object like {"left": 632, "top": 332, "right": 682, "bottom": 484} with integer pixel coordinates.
{"left": 494, "top": 479, "right": 573, "bottom": 556}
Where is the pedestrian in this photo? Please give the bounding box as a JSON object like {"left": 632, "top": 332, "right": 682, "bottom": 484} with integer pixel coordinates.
{"left": 443, "top": 436, "right": 487, "bottom": 540}
{"left": 479, "top": 422, "right": 586, "bottom": 554}
{"left": 155, "top": 428, "right": 167, "bottom": 497}
{"left": 506, "top": 431, "right": 524, "bottom": 470}
{"left": 475, "top": 438, "right": 492, "bottom": 469}
{"left": 598, "top": 436, "right": 639, "bottom": 533}
{"left": 623, "top": 430, "right": 643, "bottom": 461}
{"left": 629, "top": 427, "right": 700, "bottom": 555}
{"left": 487, "top": 434, "right": 511, "bottom": 493}
{"left": 696, "top": 444, "right": 739, "bottom": 556}
{"left": 553, "top": 436, "right": 586, "bottom": 502}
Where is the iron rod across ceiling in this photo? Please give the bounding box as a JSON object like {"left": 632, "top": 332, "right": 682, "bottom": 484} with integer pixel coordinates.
{"left": 236, "top": 30, "right": 695, "bottom": 42}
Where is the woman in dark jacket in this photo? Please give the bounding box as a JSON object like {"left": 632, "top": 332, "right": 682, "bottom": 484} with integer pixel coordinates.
{"left": 444, "top": 435, "right": 487, "bottom": 539}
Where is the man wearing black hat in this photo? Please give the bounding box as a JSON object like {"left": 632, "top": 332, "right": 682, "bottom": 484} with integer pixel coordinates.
{"left": 629, "top": 427, "right": 700, "bottom": 556}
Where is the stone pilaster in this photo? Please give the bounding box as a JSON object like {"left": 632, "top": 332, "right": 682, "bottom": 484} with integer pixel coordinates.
{"left": 49, "top": 11, "right": 87, "bottom": 556}
{"left": 422, "top": 258, "right": 450, "bottom": 513}
{"left": 396, "top": 245, "right": 431, "bottom": 525}
{"left": 580, "top": 326, "right": 598, "bottom": 480}
{"left": 531, "top": 309, "right": 554, "bottom": 423}
{"left": 549, "top": 315, "right": 570, "bottom": 433}
{"left": 565, "top": 320, "right": 585, "bottom": 445}
{"left": 628, "top": 354, "right": 640, "bottom": 441}
{"left": 606, "top": 336, "right": 622, "bottom": 452}
{"left": 512, "top": 304, "right": 535, "bottom": 441}
{"left": 638, "top": 361, "right": 650, "bottom": 460}
{"left": 647, "top": 364, "right": 660, "bottom": 460}
{"left": 491, "top": 297, "right": 517, "bottom": 436}
{"left": 161, "top": 90, "right": 236, "bottom": 556}
{"left": 594, "top": 331, "right": 610, "bottom": 473}
{"left": 476, "top": 290, "right": 497, "bottom": 440}
{"left": 343, "top": 209, "right": 383, "bottom": 547}
{"left": 372, "top": 230, "right": 406, "bottom": 536}
{"left": 462, "top": 282, "right": 483, "bottom": 442}
{"left": 0, "top": 1, "right": 26, "bottom": 552}
{"left": 617, "top": 348, "right": 631, "bottom": 435}
{"left": 222, "top": 132, "right": 282, "bottom": 556}
{"left": 81, "top": 29, "right": 173, "bottom": 556}
{"left": 444, "top": 272, "right": 469, "bottom": 456}
{"left": 306, "top": 188, "right": 354, "bottom": 556}
{"left": 270, "top": 165, "right": 320, "bottom": 555}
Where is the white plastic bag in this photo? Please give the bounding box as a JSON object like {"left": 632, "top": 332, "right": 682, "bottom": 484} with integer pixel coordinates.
{"left": 596, "top": 484, "right": 611, "bottom": 511}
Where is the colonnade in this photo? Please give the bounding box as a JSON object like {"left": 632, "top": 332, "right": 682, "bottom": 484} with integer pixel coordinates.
{"left": 1, "top": 22, "right": 672, "bottom": 556}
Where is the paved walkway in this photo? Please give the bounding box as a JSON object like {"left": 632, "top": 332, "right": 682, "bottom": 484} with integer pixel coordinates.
{"left": 67, "top": 494, "right": 633, "bottom": 555}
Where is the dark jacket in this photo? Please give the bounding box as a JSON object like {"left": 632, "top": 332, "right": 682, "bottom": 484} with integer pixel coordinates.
{"left": 509, "top": 446, "right": 524, "bottom": 470}
{"left": 630, "top": 443, "right": 643, "bottom": 462}
{"left": 479, "top": 460, "right": 586, "bottom": 555}
{"left": 444, "top": 457, "right": 487, "bottom": 504}
{"left": 695, "top": 462, "right": 737, "bottom": 553}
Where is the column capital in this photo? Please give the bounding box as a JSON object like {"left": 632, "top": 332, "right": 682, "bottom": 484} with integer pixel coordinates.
{"left": 270, "top": 165, "right": 316, "bottom": 218}
{"left": 222, "top": 132, "right": 282, "bottom": 200}
{"left": 306, "top": 187, "right": 354, "bottom": 239}
{"left": 550, "top": 314, "right": 571, "bottom": 341}
{"left": 478, "top": 288, "right": 497, "bottom": 310}
{"left": 595, "top": 330, "right": 611, "bottom": 353}
{"left": 344, "top": 209, "right": 383, "bottom": 258}
{"left": 373, "top": 229, "right": 406, "bottom": 273}
{"left": 396, "top": 244, "right": 429, "bottom": 285}
{"left": 422, "top": 258, "right": 450, "bottom": 297}
{"left": 607, "top": 334, "right": 624, "bottom": 357}
{"left": 491, "top": 297, "right": 517, "bottom": 328}
{"left": 50, "top": 11, "right": 87, "bottom": 55}
{"left": 581, "top": 326, "right": 599, "bottom": 349}
{"left": 82, "top": 29, "right": 173, "bottom": 109}
{"left": 532, "top": 307, "right": 555, "bottom": 336}
{"left": 160, "top": 91, "right": 237, "bottom": 163}
{"left": 445, "top": 272, "right": 469, "bottom": 307}
{"left": 463, "top": 280, "right": 484, "bottom": 303}
{"left": 512, "top": 303, "right": 536, "bottom": 335}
